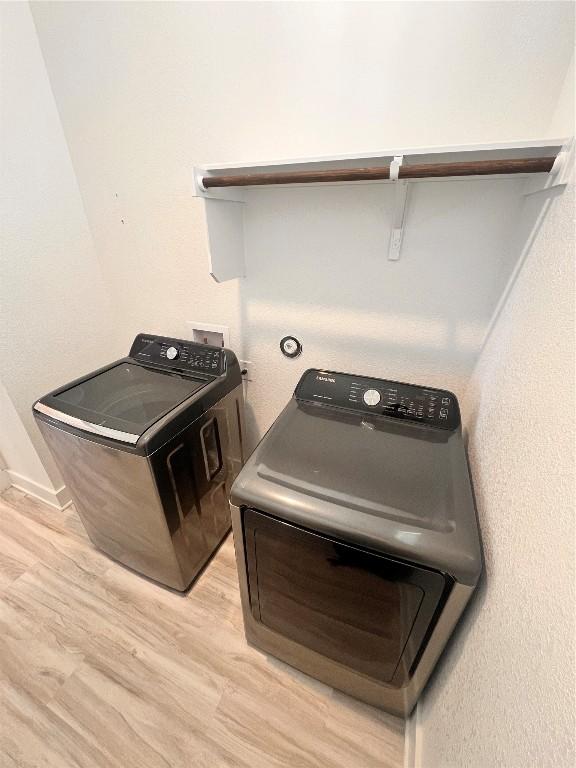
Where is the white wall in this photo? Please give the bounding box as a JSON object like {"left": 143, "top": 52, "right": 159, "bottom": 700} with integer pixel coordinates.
{"left": 0, "top": 378, "right": 67, "bottom": 507}
{"left": 549, "top": 51, "right": 575, "bottom": 140}
{"left": 240, "top": 177, "right": 527, "bottom": 441}
{"left": 29, "top": 1, "right": 574, "bottom": 445}
{"left": 0, "top": 2, "right": 119, "bottom": 491}
{"left": 417, "top": 175, "right": 575, "bottom": 766}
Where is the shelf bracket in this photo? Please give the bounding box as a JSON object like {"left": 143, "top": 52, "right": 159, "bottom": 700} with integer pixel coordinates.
{"left": 522, "top": 138, "right": 573, "bottom": 196}
{"left": 192, "top": 167, "right": 246, "bottom": 281}
{"left": 388, "top": 156, "right": 408, "bottom": 261}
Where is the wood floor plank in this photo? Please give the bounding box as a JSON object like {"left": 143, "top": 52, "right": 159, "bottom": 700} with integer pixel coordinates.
{"left": 0, "top": 491, "right": 404, "bottom": 767}
{"left": 46, "top": 661, "right": 224, "bottom": 768}
{"left": 208, "top": 654, "right": 403, "bottom": 768}
{"left": 0, "top": 684, "right": 115, "bottom": 768}
{"left": 0, "top": 598, "right": 85, "bottom": 705}
{"left": 1, "top": 487, "right": 87, "bottom": 543}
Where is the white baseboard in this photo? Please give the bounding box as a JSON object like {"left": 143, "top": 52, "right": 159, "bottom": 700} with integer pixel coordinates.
{"left": 404, "top": 702, "right": 423, "bottom": 768}
{"left": 0, "top": 468, "right": 11, "bottom": 493}
{"left": 5, "top": 469, "right": 72, "bottom": 511}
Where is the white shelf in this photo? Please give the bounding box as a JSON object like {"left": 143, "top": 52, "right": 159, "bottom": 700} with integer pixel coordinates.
{"left": 192, "top": 138, "right": 569, "bottom": 282}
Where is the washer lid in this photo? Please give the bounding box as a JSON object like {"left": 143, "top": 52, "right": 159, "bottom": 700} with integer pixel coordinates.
{"left": 231, "top": 399, "right": 482, "bottom": 585}
{"left": 39, "top": 362, "right": 208, "bottom": 441}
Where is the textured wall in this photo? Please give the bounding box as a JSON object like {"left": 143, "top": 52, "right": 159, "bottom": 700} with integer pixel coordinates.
{"left": 418, "top": 178, "right": 575, "bottom": 766}
{"left": 0, "top": 3, "right": 118, "bottom": 487}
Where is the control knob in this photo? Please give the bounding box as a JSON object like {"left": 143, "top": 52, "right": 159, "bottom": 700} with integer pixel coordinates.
{"left": 363, "top": 389, "right": 381, "bottom": 406}
{"left": 166, "top": 346, "right": 179, "bottom": 360}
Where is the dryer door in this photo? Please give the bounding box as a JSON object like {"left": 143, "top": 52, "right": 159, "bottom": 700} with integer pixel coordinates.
{"left": 243, "top": 509, "right": 448, "bottom": 687}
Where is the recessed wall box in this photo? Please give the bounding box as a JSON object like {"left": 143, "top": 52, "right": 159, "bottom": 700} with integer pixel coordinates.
{"left": 186, "top": 321, "right": 230, "bottom": 349}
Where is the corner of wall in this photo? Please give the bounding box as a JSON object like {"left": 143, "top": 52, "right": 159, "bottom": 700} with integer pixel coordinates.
{"left": 0, "top": 467, "right": 12, "bottom": 494}
{"left": 0, "top": 379, "right": 70, "bottom": 510}
{"left": 403, "top": 702, "right": 423, "bottom": 768}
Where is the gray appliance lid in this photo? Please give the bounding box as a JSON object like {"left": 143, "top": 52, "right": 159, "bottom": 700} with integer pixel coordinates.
{"left": 50, "top": 362, "right": 207, "bottom": 437}
{"left": 32, "top": 333, "right": 242, "bottom": 455}
{"left": 231, "top": 398, "right": 482, "bottom": 585}
{"left": 259, "top": 402, "right": 454, "bottom": 532}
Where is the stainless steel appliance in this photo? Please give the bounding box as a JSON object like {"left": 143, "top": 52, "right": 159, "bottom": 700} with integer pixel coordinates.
{"left": 33, "top": 333, "right": 244, "bottom": 591}
{"left": 230, "top": 368, "right": 482, "bottom": 716}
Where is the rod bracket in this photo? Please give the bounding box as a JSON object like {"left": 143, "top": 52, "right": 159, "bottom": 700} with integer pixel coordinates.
{"left": 389, "top": 155, "right": 404, "bottom": 181}
{"left": 195, "top": 170, "right": 208, "bottom": 193}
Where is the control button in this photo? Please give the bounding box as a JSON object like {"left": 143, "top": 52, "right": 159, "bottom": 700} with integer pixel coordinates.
{"left": 363, "top": 389, "right": 381, "bottom": 406}
{"left": 166, "top": 346, "right": 179, "bottom": 360}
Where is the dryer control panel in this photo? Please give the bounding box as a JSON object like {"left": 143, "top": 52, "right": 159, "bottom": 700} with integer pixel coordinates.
{"left": 295, "top": 369, "right": 460, "bottom": 430}
{"left": 129, "top": 334, "right": 226, "bottom": 376}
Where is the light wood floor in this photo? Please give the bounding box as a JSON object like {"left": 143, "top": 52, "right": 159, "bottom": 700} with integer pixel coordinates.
{"left": 0, "top": 488, "right": 404, "bottom": 768}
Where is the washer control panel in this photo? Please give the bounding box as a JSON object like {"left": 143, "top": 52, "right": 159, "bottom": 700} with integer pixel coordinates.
{"left": 129, "top": 334, "right": 225, "bottom": 376}
{"left": 295, "top": 369, "right": 460, "bottom": 430}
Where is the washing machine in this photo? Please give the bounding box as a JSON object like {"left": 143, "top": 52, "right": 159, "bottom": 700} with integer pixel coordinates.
{"left": 230, "top": 368, "right": 482, "bottom": 716}
{"left": 33, "top": 333, "right": 245, "bottom": 591}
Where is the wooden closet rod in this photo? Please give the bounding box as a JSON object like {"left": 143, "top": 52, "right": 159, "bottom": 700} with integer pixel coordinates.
{"left": 202, "top": 156, "right": 555, "bottom": 189}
